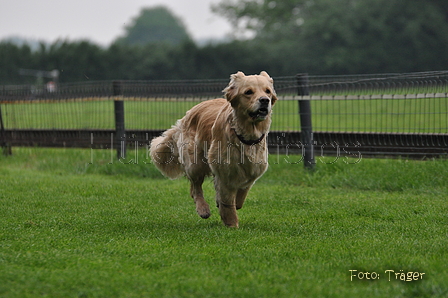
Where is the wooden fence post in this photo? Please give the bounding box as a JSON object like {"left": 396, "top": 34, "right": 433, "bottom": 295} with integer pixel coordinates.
{"left": 113, "top": 81, "right": 126, "bottom": 159}
{"left": 297, "top": 73, "right": 315, "bottom": 170}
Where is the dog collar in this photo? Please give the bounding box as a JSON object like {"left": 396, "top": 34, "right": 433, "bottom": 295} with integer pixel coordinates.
{"left": 232, "top": 129, "right": 265, "bottom": 145}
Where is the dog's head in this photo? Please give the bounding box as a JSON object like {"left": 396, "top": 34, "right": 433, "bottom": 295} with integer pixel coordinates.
{"left": 223, "top": 71, "right": 278, "bottom": 122}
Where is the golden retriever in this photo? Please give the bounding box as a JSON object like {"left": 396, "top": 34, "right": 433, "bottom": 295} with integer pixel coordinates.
{"left": 150, "top": 71, "right": 277, "bottom": 227}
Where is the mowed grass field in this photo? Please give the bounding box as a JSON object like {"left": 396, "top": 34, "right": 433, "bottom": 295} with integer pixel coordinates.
{"left": 2, "top": 95, "right": 447, "bottom": 133}
{"left": 1, "top": 147, "right": 447, "bottom": 297}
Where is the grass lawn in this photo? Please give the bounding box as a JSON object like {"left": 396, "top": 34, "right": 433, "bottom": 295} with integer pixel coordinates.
{"left": 0, "top": 148, "right": 447, "bottom": 297}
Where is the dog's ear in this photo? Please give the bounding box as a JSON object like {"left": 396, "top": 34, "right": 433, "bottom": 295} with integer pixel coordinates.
{"left": 271, "top": 89, "right": 278, "bottom": 106}
{"left": 260, "top": 71, "right": 278, "bottom": 105}
{"left": 260, "top": 71, "right": 273, "bottom": 84}
{"left": 223, "top": 71, "right": 245, "bottom": 102}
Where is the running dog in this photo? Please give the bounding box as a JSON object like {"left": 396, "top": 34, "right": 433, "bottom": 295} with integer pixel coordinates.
{"left": 150, "top": 71, "right": 277, "bottom": 227}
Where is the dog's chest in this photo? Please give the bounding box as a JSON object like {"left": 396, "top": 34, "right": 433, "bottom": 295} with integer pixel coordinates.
{"left": 234, "top": 159, "right": 267, "bottom": 189}
{"left": 208, "top": 137, "right": 269, "bottom": 183}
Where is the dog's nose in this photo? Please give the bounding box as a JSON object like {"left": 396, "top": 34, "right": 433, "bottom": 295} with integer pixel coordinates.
{"left": 259, "top": 97, "right": 270, "bottom": 105}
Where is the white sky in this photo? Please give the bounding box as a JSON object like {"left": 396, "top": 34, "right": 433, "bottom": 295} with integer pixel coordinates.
{"left": 0, "top": 0, "right": 233, "bottom": 45}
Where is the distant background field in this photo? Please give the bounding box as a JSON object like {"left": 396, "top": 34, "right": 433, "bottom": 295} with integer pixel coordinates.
{"left": 2, "top": 95, "right": 447, "bottom": 133}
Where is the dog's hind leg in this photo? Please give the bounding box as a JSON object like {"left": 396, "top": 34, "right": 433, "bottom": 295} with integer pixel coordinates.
{"left": 188, "top": 173, "right": 211, "bottom": 219}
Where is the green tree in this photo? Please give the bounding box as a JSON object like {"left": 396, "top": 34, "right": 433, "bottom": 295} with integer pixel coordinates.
{"left": 43, "top": 40, "right": 108, "bottom": 82}
{"left": 0, "top": 42, "right": 35, "bottom": 84}
{"left": 213, "top": 0, "right": 448, "bottom": 74}
{"left": 212, "top": 0, "right": 308, "bottom": 39}
{"left": 300, "top": 0, "right": 448, "bottom": 73}
{"left": 115, "top": 6, "right": 192, "bottom": 46}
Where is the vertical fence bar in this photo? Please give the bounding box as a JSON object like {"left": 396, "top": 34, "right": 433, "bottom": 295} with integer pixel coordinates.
{"left": 0, "top": 104, "right": 11, "bottom": 155}
{"left": 297, "top": 73, "right": 315, "bottom": 170}
{"left": 113, "top": 81, "right": 126, "bottom": 159}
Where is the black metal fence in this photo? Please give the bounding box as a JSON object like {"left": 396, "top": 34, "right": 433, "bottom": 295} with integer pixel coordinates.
{"left": 1, "top": 71, "right": 447, "bottom": 159}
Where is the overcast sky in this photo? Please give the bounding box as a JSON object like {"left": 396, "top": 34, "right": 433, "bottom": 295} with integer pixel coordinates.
{"left": 0, "top": 0, "right": 233, "bottom": 45}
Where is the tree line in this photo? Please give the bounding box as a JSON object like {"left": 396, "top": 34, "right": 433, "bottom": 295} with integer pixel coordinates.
{"left": 1, "top": 0, "right": 447, "bottom": 85}
{"left": 0, "top": 40, "right": 287, "bottom": 84}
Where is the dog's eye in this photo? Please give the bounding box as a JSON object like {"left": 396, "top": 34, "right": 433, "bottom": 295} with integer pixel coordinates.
{"left": 265, "top": 89, "right": 271, "bottom": 94}
{"left": 244, "top": 89, "right": 254, "bottom": 95}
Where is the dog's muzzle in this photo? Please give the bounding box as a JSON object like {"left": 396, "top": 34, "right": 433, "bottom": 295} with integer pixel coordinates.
{"left": 248, "top": 97, "right": 270, "bottom": 120}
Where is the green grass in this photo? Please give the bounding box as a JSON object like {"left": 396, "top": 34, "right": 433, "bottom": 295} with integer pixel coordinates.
{"left": 2, "top": 100, "right": 115, "bottom": 130}
{"left": 2, "top": 95, "right": 447, "bottom": 133}
{"left": 276, "top": 97, "right": 448, "bottom": 133}
{"left": 0, "top": 148, "right": 448, "bottom": 297}
{"left": 1, "top": 148, "right": 448, "bottom": 297}
{"left": 1, "top": 99, "right": 199, "bottom": 130}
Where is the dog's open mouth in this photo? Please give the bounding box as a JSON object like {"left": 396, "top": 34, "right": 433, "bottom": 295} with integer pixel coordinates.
{"left": 248, "top": 108, "right": 269, "bottom": 120}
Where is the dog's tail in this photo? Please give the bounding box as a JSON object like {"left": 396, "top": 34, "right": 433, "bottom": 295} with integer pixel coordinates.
{"left": 150, "top": 126, "right": 184, "bottom": 179}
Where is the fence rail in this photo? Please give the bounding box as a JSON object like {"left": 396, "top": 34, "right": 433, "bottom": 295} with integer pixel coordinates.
{"left": 1, "top": 71, "right": 447, "bottom": 159}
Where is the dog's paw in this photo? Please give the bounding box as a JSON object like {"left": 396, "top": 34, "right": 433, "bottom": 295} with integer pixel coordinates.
{"left": 196, "top": 204, "right": 211, "bottom": 219}
{"left": 224, "top": 222, "right": 239, "bottom": 228}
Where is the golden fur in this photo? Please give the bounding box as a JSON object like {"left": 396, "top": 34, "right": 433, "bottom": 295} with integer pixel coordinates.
{"left": 150, "top": 71, "right": 277, "bottom": 227}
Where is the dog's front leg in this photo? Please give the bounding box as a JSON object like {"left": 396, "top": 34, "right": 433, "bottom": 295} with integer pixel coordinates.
{"left": 219, "top": 200, "right": 238, "bottom": 227}
{"left": 236, "top": 187, "right": 251, "bottom": 210}
{"left": 214, "top": 180, "right": 239, "bottom": 227}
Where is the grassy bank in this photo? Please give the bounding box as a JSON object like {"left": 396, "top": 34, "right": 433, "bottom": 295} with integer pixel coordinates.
{"left": 0, "top": 148, "right": 447, "bottom": 297}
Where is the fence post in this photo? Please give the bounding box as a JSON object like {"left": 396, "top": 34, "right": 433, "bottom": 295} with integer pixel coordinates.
{"left": 297, "top": 73, "right": 315, "bottom": 170}
{"left": 0, "top": 104, "right": 11, "bottom": 156}
{"left": 113, "top": 81, "right": 126, "bottom": 159}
